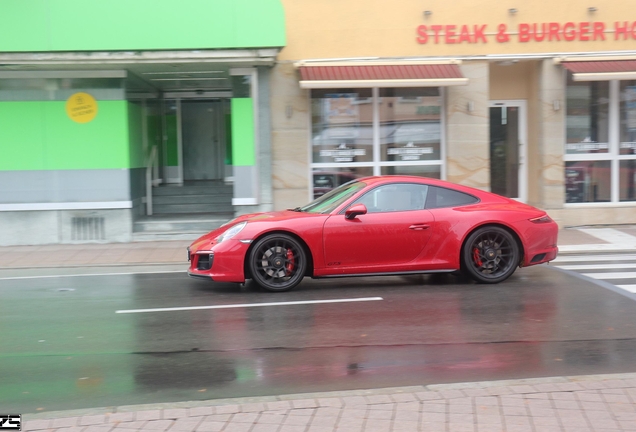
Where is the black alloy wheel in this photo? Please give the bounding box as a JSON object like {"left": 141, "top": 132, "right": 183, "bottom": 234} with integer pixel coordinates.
{"left": 248, "top": 234, "right": 307, "bottom": 292}
{"left": 462, "top": 226, "right": 520, "bottom": 284}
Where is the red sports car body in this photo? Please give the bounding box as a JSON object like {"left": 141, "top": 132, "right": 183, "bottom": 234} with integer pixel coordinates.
{"left": 188, "top": 176, "right": 558, "bottom": 291}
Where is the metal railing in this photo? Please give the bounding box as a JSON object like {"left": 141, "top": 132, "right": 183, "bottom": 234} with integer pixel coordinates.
{"left": 145, "top": 145, "right": 161, "bottom": 216}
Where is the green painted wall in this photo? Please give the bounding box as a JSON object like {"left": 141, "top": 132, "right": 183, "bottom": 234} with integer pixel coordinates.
{"left": 0, "top": 100, "right": 131, "bottom": 170}
{"left": 0, "top": 0, "right": 285, "bottom": 52}
{"left": 231, "top": 98, "right": 255, "bottom": 166}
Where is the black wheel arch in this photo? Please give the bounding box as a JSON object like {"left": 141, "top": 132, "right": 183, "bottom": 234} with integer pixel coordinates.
{"left": 243, "top": 230, "right": 315, "bottom": 280}
{"left": 459, "top": 223, "right": 525, "bottom": 271}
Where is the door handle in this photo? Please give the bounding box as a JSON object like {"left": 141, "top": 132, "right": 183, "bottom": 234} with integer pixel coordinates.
{"left": 409, "top": 224, "right": 430, "bottom": 230}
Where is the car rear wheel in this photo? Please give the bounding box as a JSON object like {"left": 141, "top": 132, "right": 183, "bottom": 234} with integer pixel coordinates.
{"left": 463, "top": 226, "right": 519, "bottom": 284}
{"left": 248, "top": 234, "right": 307, "bottom": 292}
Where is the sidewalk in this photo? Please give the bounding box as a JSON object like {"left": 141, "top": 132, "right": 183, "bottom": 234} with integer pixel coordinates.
{"left": 23, "top": 373, "right": 636, "bottom": 432}
{"left": 1, "top": 225, "right": 636, "bottom": 270}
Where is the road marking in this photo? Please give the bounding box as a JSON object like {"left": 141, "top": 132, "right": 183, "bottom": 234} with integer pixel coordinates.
{"left": 0, "top": 270, "right": 185, "bottom": 281}
{"left": 579, "top": 228, "right": 636, "bottom": 245}
{"left": 582, "top": 272, "right": 636, "bottom": 280}
{"left": 618, "top": 285, "right": 636, "bottom": 293}
{"left": 553, "top": 254, "right": 636, "bottom": 263}
{"left": 116, "top": 297, "right": 384, "bottom": 314}
{"left": 557, "top": 263, "right": 636, "bottom": 271}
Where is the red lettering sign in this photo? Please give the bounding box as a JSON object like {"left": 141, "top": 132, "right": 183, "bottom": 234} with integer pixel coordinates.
{"left": 415, "top": 21, "right": 618, "bottom": 44}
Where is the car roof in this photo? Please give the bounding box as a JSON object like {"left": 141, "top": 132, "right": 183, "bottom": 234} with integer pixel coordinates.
{"left": 356, "top": 175, "right": 493, "bottom": 198}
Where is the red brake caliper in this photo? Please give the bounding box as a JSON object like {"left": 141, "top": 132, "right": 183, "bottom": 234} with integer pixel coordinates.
{"left": 473, "top": 248, "right": 482, "bottom": 266}
{"left": 285, "top": 249, "right": 295, "bottom": 275}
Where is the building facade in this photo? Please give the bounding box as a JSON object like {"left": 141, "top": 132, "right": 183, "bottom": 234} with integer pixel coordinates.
{"left": 2, "top": 0, "right": 636, "bottom": 246}
{"left": 271, "top": 0, "right": 636, "bottom": 228}
{"left": 0, "top": 0, "right": 285, "bottom": 245}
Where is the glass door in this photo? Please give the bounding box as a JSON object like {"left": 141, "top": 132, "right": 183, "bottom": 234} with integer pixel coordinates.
{"left": 489, "top": 100, "right": 527, "bottom": 202}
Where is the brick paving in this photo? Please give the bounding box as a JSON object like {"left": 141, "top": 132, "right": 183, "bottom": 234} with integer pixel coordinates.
{"left": 22, "top": 373, "right": 636, "bottom": 431}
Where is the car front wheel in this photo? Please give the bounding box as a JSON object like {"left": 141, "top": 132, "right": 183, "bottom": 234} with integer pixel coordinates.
{"left": 248, "top": 234, "right": 307, "bottom": 292}
{"left": 463, "top": 226, "right": 520, "bottom": 284}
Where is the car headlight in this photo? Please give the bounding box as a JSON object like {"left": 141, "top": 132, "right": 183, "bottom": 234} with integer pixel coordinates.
{"left": 216, "top": 221, "right": 247, "bottom": 243}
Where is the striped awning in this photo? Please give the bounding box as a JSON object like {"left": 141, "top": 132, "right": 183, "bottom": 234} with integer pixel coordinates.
{"left": 297, "top": 63, "right": 468, "bottom": 89}
{"left": 562, "top": 60, "right": 636, "bottom": 81}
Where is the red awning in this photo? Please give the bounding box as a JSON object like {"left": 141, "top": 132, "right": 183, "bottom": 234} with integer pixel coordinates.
{"left": 561, "top": 60, "right": 636, "bottom": 81}
{"left": 298, "top": 63, "right": 467, "bottom": 88}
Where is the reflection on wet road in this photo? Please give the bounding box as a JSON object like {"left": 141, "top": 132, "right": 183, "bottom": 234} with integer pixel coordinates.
{"left": 2, "top": 265, "right": 636, "bottom": 413}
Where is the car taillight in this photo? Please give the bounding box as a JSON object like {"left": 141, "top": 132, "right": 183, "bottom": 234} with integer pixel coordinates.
{"left": 530, "top": 215, "right": 553, "bottom": 224}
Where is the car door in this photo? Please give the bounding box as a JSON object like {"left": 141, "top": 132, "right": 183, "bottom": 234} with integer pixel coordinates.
{"left": 322, "top": 183, "right": 435, "bottom": 271}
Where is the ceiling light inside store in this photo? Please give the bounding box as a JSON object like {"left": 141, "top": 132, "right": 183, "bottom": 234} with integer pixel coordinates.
{"left": 142, "top": 71, "right": 224, "bottom": 75}
{"left": 588, "top": 6, "right": 597, "bottom": 12}
{"left": 508, "top": 8, "right": 518, "bottom": 14}
{"left": 149, "top": 77, "right": 227, "bottom": 81}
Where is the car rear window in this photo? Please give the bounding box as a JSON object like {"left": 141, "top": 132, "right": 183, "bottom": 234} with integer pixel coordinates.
{"left": 425, "top": 186, "right": 479, "bottom": 209}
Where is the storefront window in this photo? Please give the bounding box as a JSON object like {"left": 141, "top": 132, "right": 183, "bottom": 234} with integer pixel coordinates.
{"left": 311, "top": 89, "right": 373, "bottom": 164}
{"left": 0, "top": 77, "right": 124, "bottom": 101}
{"left": 565, "top": 76, "right": 609, "bottom": 155}
{"left": 312, "top": 167, "right": 373, "bottom": 199}
{"left": 310, "top": 88, "right": 444, "bottom": 199}
{"left": 379, "top": 88, "right": 441, "bottom": 162}
{"left": 565, "top": 161, "right": 611, "bottom": 203}
{"left": 620, "top": 81, "right": 636, "bottom": 156}
{"left": 380, "top": 165, "right": 441, "bottom": 178}
{"left": 565, "top": 76, "right": 636, "bottom": 204}
{"left": 620, "top": 160, "right": 636, "bottom": 202}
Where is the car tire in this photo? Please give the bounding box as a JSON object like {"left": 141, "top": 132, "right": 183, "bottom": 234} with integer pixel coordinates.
{"left": 462, "top": 226, "right": 520, "bottom": 284}
{"left": 248, "top": 234, "right": 307, "bottom": 292}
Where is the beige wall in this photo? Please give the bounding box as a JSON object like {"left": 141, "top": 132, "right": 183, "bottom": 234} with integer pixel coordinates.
{"left": 271, "top": 0, "right": 636, "bottom": 225}
{"left": 280, "top": 0, "right": 636, "bottom": 60}
{"left": 446, "top": 62, "right": 490, "bottom": 189}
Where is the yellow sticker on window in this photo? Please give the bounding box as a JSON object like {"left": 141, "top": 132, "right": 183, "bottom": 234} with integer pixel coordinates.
{"left": 66, "top": 92, "right": 98, "bottom": 123}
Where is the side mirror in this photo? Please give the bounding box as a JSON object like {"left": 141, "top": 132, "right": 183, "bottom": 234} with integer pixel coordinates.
{"left": 345, "top": 203, "right": 367, "bottom": 220}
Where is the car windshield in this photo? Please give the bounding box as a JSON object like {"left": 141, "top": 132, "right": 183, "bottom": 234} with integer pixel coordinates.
{"left": 297, "top": 180, "right": 366, "bottom": 214}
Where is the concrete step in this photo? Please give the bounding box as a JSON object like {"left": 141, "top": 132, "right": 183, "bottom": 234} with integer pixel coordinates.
{"left": 153, "top": 203, "right": 234, "bottom": 214}
{"left": 133, "top": 214, "right": 232, "bottom": 233}
{"left": 132, "top": 231, "right": 210, "bottom": 242}
{"left": 153, "top": 184, "right": 233, "bottom": 197}
{"left": 153, "top": 194, "right": 233, "bottom": 205}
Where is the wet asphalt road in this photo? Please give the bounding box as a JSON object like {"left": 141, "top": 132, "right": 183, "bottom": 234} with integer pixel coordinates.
{"left": 2, "top": 265, "right": 636, "bottom": 414}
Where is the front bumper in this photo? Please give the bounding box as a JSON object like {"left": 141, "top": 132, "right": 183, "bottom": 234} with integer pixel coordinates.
{"left": 187, "top": 240, "right": 250, "bottom": 283}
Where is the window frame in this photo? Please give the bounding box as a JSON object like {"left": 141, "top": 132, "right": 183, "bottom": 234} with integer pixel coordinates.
{"left": 564, "top": 77, "right": 636, "bottom": 206}
{"left": 308, "top": 87, "right": 446, "bottom": 200}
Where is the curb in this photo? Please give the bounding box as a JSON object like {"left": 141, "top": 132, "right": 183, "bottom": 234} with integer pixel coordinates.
{"left": 23, "top": 372, "right": 636, "bottom": 420}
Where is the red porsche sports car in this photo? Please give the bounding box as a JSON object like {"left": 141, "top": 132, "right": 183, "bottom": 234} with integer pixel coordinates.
{"left": 188, "top": 176, "right": 558, "bottom": 292}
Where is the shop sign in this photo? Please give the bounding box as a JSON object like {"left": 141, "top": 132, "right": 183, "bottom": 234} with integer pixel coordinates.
{"left": 566, "top": 142, "right": 609, "bottom": 151}
{"left": 416, "top": 21, "right": 636, "bottom": 44}
{"left": 66, "top": 92, "right": 98, "bottom": 123}
{"left": 320, "top": 143, "right": 366, "bottom": 163}
{"left": 387, "top": 142, "right": 433, "bottom": 161}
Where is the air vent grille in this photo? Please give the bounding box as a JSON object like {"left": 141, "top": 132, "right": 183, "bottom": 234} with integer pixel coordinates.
{"left": 71, "top": 217, "right": 105, "bottom": 241}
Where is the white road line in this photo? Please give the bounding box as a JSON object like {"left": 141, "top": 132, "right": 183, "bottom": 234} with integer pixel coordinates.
{"left": 0, "top": 270, "right": 185, "bottom": 280}
{"left": 556, "top": 263, "right": 636, "bottom": 271}
{"left": 558, "top": 244, "right": 636, "bottom": 253}
{"left": 553, "top": 254, "right": 636, "bottom": 263}
{"left": 582, "top": 272, "right": 636, "bottom": 280}
{"left": 579, "top": 228, "right": 636, "bottom": 245}
{"left": 617, "top": 285, "right": 636, "bottom": 293}
{"left": 116, "top": 297, "right": 384, "bottom": 314}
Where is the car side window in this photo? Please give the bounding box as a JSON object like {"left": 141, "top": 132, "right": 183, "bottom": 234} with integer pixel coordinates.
{"left": 425, "top": 186, "right": 479, "bottom": 209}
{"left": 353, "top": 183, "right": 429, "bottom": 213}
